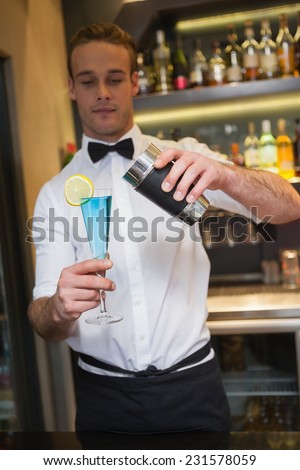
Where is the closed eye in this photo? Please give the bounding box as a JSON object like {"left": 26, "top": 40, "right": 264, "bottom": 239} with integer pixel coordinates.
{"left": 108, "top": 78, "right": 123, "bottom": 84}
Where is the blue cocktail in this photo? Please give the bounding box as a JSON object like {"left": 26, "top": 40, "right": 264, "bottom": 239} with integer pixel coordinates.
{"left": 81, "top": 189, "right": 123, "bottom": 325}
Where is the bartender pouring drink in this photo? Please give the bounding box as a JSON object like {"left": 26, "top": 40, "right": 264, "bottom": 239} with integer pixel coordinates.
{"left": 27, "top": 22, "right": 300, "bottom": 446}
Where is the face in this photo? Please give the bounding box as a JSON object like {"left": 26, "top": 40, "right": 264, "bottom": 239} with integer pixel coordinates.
{"left": 68, "top": 41, "right": 139, "bottom": 142}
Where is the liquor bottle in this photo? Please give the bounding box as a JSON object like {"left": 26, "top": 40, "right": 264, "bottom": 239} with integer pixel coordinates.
{"left": 241, "top": 20, "right": 260, "bottom": 81}
{"left": 224, "top": 24, "right": 243, "bottom": 83}
{"left": 258, "top": 19, "right": 280, "bottom": 79}
{"left": 229, "top": 142, "right": 244, "bottom": 166}
{"left": 172, "top": 33, "right": 189, "bottom": 90}
{"left": 243, "top": 121, "right": 259, "bottom": 168}
{"left": 189, "top": 38, "right": 209, "bottom": 87}
{"left": 144, "top": 49, "right": 156, "bottom": 88}
{"left": 152, "top": 30, "right": 173, "bottom": 93}
{"left": 136, "top": 52, "right": 154, "bottom": 95}
{"left": 169, "top": 127, "right": 182, "bottom": 141}
{"left": 276, "top": 13, "right": 295, "bottom": 77}
{"left": 294, "top": 11, "right": 300, "bottom": 77}
{"left": 276, "top": 118, "right": 295, "bottom": 179}
{"left": 293, "top": 118, "right": 300, "bottom": 176}
{"left": 258, "top": 119, "right": 278, "bottom": 173}
{"left": 208, "top": 41, "right": 226, "bottom": 86}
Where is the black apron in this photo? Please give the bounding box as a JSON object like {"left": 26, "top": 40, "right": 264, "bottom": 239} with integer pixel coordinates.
{"left": 75, "top": 342, "right": 231, "bottom": 435}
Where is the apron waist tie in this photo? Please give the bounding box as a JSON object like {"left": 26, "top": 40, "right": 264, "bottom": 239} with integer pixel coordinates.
{"left": 79, "top": 341, "right": 211, "bottom": 377}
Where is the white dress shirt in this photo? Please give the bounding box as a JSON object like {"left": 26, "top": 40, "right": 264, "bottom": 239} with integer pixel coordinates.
{"left": 32, "top": 125, "right": 252, "bottom": 376}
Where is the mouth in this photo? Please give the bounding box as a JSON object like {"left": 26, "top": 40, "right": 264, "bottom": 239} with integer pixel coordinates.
{"left": 92, "top": 106, "right": 116, "bottom": 114}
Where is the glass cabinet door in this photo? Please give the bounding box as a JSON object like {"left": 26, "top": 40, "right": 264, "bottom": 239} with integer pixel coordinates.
{"left": 0, "top": 250, "right": 16, "bottom": 430}
{"left": 0, "top": 56, "right": 43, "bottom": 431}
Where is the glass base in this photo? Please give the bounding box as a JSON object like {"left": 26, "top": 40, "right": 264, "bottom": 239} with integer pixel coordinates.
{"left": 85, "top": 314, "right": 123, "bottom": 325}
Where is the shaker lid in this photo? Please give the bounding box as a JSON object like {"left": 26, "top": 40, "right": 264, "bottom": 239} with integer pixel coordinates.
{"left": 123, "top": 143, "right": 162, "bottom": 188}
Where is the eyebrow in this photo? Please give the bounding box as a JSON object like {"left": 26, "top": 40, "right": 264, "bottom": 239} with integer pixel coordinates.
{"left": 75, "top": 69, "right": 127, "bottom": 79}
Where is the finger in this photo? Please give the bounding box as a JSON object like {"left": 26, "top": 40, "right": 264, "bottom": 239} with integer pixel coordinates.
{"left": 93, "top": 275, "right": 116, "bottom": 292}
{"left": 73, "top": 275, "right": 116, "bottom": 292}
{"left": 56, "top": 288, "right": 100, "bottom": 315}
{"left": 75, "top": 277, "right": 117, "bottom": 310}
{"left": 153, "top": 148, "right": 183, "bottom": 169}
{"left": 186, "top": 172, "right": 213, "bottom": 203}
{"left": 161, "top": 158, "right": 187, "bottom": 192}
{"left": 67, "top": 300, "right": 100, "bottom": 317}
{"left": 172, "top": 163, "right": 203, "bottom": 201}
{"left": 59, "top": 271, "right": 116, "bottom": 295}
{"left": 160, "top": 155, "right": 195, "bottom": 194}
{"left": 75, "top": 289, "right": 100, "bottom": 302}
{"left": 66, "top": 258, "right": 113, "bottom": 275}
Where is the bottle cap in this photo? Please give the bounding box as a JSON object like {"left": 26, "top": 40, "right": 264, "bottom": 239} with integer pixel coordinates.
{"left": 277, "top": 118, "right": 286, "bottom": 133}
{"left": 156, "top": 30, "right": 165, "bottom": 44}
{"left": 262, "top": 119, "right": 271, "bottom": 133}
{"left": 231, "top": 142, "right": 239, "bottom": 154}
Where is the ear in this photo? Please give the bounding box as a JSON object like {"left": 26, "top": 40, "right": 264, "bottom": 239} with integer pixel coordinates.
{"left": 68, "top": 77, "right": 76, "bottom": 101}
{"left": 131, "top": 71, "right": 139, "bottom": 97}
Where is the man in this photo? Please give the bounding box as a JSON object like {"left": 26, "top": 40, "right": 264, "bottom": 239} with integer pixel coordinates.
{"left": 28, "top": 23, "right": 300, "bottom": 446}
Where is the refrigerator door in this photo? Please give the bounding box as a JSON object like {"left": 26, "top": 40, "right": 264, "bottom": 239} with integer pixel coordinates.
{"left": 0, "top": 55, "right": 76, "bottom": 433}
{"left": 0, "top": 257, "right": 16, "bottom": 430}
{"left": 0, "top": 56, "right": 44, "bottom": 431}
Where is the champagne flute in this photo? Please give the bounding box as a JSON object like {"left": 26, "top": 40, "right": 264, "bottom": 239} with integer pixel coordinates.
{"left": 81, "top": 189, "right": 123, "bottom": 325}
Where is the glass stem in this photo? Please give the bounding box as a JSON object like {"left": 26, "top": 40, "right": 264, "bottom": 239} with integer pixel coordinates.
{"left": 97, "top": 252, "right": 109, "bottom": 317}
{"left": 100, "top": 288, "right": 108, "bottom": 315}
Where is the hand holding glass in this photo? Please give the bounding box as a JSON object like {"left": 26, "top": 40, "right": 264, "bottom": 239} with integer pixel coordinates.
{"left": 81, "top": 189, "right": 123, "bottom": 324}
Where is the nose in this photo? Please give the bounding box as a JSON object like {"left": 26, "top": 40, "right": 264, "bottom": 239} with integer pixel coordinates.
{"left": 96, "top": 81, "right": 110, "bottom": 100}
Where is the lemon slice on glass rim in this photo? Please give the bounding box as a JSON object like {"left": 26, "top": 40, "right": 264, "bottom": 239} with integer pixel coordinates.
{"left": 64, "top": 174, "right": 94, "bottom": 206}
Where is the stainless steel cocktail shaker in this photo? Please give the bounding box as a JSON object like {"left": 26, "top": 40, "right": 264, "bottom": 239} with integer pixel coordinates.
{"left": 123, "top": 143, "right": 209, "bottom": 226}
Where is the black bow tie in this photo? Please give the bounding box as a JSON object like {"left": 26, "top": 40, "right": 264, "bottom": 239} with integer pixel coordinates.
{"left": 88, "top": 138, "right": 134, "bottom": 162}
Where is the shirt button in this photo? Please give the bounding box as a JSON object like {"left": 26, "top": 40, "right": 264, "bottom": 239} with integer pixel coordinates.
{"left": 139, "top": 335, "right": 145, "bottom": 341}
{"left": 135, "top": 299, "right": 141, "bottom": 305}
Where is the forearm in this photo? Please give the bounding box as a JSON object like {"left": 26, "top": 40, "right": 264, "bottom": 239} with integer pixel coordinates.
{"left": 28, "top": 296, "right": 77, "bottom": 342}
{"left": 222, "top": 165, "right": 300, "bottom": 224}
{"left": 155, "top": 147, "right": 300, "bottom": 224}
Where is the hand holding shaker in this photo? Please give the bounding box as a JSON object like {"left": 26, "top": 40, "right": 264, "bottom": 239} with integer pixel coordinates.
{"left": 123, "top": 143, "right": 209, "bottom": 225}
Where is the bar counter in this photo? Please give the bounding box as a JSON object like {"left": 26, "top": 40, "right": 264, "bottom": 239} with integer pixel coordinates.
{"left": 207, "top": 287, "right": 300, "bottom": 329}
{"left": 1, "top": 431, "right": 300, "bottom": 449}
